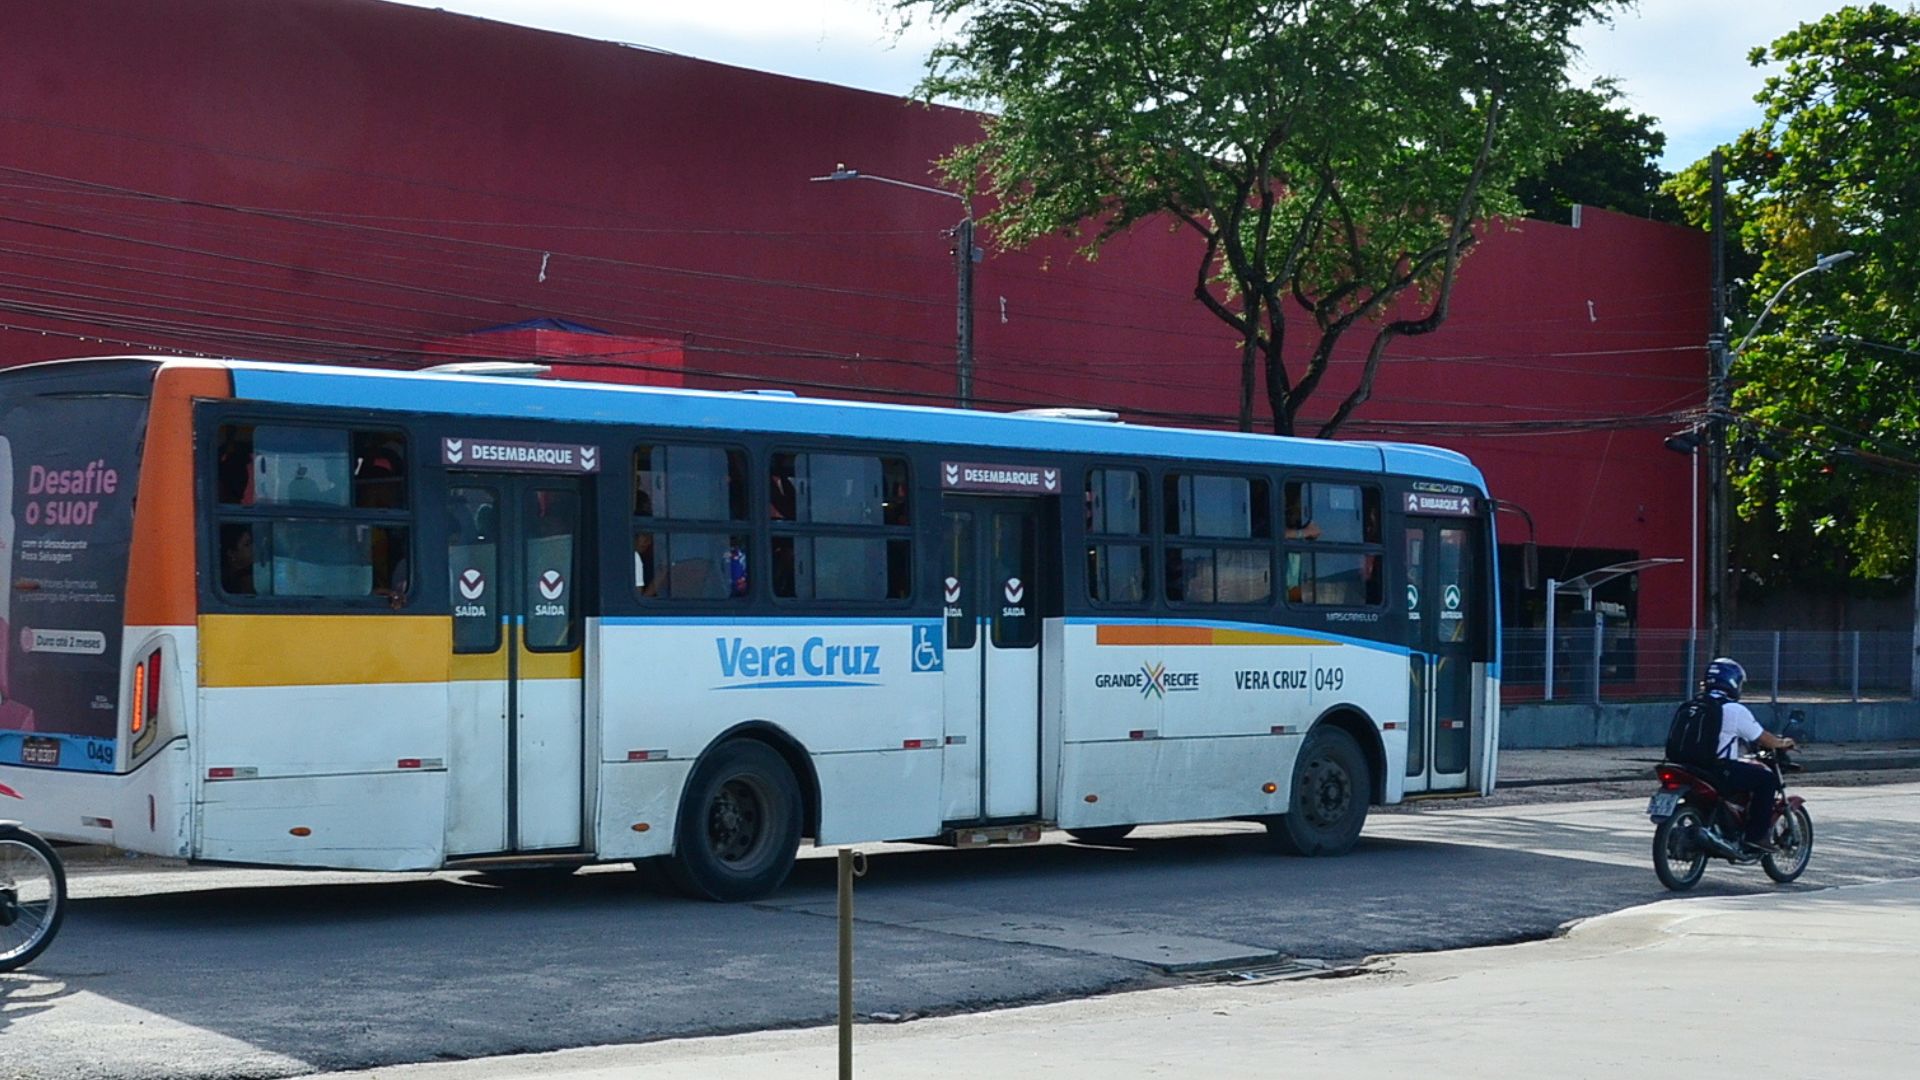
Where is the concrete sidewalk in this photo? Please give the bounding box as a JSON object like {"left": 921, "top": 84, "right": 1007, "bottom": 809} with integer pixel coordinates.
{"left": 302, "top": 877, "right": 1920, "bottom": 1079}
{"left": 1498, "top": 739, "right": 1920, "bottom": 786}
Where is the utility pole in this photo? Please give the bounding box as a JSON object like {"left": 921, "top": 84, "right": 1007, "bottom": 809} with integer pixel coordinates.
{"left": 954, "top": 216, "right": 976, "bottom": 409}
{"left": 1706, "top": 150, "right": 1729, "bottom": 660}
{"left": 812, "top": 165, "right": 976, "bottom": 409}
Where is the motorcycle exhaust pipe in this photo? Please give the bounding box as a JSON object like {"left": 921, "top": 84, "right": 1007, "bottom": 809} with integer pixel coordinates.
{"left": 1693, "top": 824, "right": 1740, "bottom": 858}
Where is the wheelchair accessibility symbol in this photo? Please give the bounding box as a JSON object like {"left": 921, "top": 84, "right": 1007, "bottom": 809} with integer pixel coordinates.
{"left": 912, "top": 624, "right": 945, "bottom": 673}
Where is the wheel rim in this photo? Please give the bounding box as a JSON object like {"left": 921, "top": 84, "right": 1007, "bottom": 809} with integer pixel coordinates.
{"left": 0, "top": 838, "right": 58, "bottom": 965}
{"left": 1298, "top": 753, "right": 1353, "bottom": 829}
{"left": 1661, "top": 810, "right": 1707, "bottom": 880}
{"left": 708, "top": 776, "right": 772, "bottom": 868}
{"left": 1768, "top": 809, "right": 1811, "bottom": 876}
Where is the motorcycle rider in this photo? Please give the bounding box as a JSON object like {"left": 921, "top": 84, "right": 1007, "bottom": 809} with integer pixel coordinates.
{"left": 1702, "top": 658, "right": 1797, "bottom": 854}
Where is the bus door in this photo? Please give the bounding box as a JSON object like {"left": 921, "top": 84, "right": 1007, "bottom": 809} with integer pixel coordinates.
{"left": 1403, "top": 515, "right": 1476, "bottom": 793}
{"left": 939, "top": 495, "right": 1043, "bottom": 822}
{"left": 445, "top": 475, "right": 588, "bottom": 855}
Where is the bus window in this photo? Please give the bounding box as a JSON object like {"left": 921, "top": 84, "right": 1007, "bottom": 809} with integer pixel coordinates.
{"left": 1285, "top": 482, "right": 1378, "bottom": 543}
{"left": 633, "top": 444, "right": 749, "bottom": 602}
{"left": 352, "top": 431, "right": 409, "bottom": 510}
{"left": 772, "top": 536, "right": 909, "bottom": 601}
{"left": 1284, "top": 483, "right": 1383, "bottom": 607}
{"left": 218, "top": 521, "right": 408, "bottom": 599}
{"left": 1164, "top": 472, "right": 1270, "bottom": 605}
{"left": 770, "top": 451, "right": 911, "bottom": 603}
{"left": 1086, "top": 468, "right": 1147, "bottom": 604}
{"left": 212, "top": 423, "right": 412, "bottom": 604}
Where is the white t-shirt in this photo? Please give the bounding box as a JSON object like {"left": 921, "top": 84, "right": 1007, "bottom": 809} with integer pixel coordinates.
{"left": 1716, "top": 696, "right": 1765, "bottom": 759}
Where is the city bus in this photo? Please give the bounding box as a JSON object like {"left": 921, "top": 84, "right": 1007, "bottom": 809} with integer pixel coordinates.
{"left": 0, "top": 356, "right": 1499, "bottom": 901}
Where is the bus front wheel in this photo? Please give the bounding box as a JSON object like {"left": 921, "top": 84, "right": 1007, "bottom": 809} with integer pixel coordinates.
{"left": 1264, "top": 727, "right": 1370, "bottom": 857}
{"left": 666, "top": 740, "right": 802, "bottom": 902}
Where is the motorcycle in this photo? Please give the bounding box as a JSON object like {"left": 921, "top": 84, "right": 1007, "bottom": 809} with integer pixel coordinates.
{"left": 0, "top": 821, "right": 66, "bottom": 972}
{"left": 1647, "top": 727, "right": 1813, "bottom": 892}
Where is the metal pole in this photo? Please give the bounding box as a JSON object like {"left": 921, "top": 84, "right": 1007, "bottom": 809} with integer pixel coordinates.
{"left": 1771, "top": 630, "right": 1781, "bottom": 704}
{"left": 1912, "top": 476, "right": 1920, "bottom": 699}
{"left": 1684, "top": 635, "right": 1697, "bottom": 700}
{"left": 838, "top": 848, "right": 854, "bottom": 1080}
{"left": 1591, "top": 611, "right": 1604, "bottom": 706}
{"left": 956, "top": 216, "right": 975, "bottom": 409}
{"left": 1852, "top": 629, "right": 1861, "bottom": 702}
{"left": 1544, "top": 578, "right": 1558, "bottom": 701}
{"left": 1690, "top": 445, "right": 1700, "bottom": 652}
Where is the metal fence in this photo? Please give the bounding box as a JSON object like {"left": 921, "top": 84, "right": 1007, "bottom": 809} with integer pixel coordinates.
{"left": 1501, "top": 627, "right": 1915, "bottom": 704}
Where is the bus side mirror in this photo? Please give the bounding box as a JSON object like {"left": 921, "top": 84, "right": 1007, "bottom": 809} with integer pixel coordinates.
{"left": 1523, "top": 542, "right": 1539, "bottom": 592}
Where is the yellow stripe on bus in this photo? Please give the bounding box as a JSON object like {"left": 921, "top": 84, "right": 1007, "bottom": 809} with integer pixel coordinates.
{"left": 201, "top": 615, "right": 587, "bottom": 687}
{"left": 200, "top": 615, "right": 451, "bottom": 687}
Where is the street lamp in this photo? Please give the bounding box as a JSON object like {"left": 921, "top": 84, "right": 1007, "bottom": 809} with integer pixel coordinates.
{"left": 1705, "top": 248, "right": 1858, "bottom": 656}
{"left": 811, "top": 165, "right": 978, "bottom": 409}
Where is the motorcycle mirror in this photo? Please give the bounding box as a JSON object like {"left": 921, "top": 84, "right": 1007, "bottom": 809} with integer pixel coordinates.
{"left": 1784, "top": 708, "right": 1810, "bottom": 743}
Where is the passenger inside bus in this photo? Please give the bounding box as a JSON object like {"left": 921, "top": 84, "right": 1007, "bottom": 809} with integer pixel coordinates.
{"left": 634, "top": 531, "right": 660, "bottom": 596}
{"left": 220, "top": 525, "right": 257, "bottom": 595}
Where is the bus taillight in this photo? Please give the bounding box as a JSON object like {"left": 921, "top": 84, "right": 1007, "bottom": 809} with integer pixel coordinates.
{"left": 144, "top": 649, "right": 162, "bottom": 725}
{"left": 130, "top": 661, "right": 146, "bottom": 735}
{"left": 131, "top": 648, "right": 162, "bottom": 752}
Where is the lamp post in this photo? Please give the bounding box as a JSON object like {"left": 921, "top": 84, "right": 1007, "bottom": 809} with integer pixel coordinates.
{"left": 811, "top": 165, "right": 977, "bottom": 409}
{"left": 1705, "top": 249, "right": 1856, "bottom": 657}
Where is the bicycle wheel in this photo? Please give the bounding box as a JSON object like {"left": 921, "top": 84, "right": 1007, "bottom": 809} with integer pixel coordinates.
{"left": 0, "top": 825, "right": 67, "bottom": 972}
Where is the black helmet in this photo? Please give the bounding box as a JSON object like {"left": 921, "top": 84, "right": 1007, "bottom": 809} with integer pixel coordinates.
{"left": 1704, "top": 657, "right": 1746, "bottom": 700}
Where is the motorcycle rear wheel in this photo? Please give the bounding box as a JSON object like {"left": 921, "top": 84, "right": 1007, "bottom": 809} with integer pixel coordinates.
{"left": 1653, "top": 807, "right": 1708, "bottom": 891}
{"left": 1763, "top": 805, "right": 1813, "bottom": 884}
{"left": 0, "top": 824, "right": 67, "bottom": 972}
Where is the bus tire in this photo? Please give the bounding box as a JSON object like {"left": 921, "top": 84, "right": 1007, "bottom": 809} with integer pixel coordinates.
{"left": 666, "top": 739, "right": 803, "bottom": 902}
{"left": 1264, "top": 726, "right": 1370, "bottom": 857}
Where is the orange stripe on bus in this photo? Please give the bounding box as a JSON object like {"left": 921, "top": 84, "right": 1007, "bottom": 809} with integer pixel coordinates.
{"left": 1095, "top": 625, "right": 1213, "bottom": 646}
{"left": 125, "top": 363, "right": 232, "bottom": 627}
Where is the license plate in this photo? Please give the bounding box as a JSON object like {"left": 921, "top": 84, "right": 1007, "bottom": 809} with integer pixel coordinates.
{"left": 20, "top": 737, "right": 60, "bottom": 767}
{"left": 1647, "top": 791, "right": 1679, "bottom": 821}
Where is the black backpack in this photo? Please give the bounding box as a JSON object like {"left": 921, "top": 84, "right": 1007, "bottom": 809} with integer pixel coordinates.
{"left": 1665, "top": 693, "right": 1724, "bottom": 766}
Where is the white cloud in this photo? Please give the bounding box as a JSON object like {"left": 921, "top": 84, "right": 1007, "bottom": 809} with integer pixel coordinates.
{"left": 1573, "top": 1, "right": 1857, "bottom": 168}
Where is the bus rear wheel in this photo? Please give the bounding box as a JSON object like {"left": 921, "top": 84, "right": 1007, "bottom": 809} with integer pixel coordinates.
{"left": 1264, "top": 726, "right": 1370, "bottom": 857}
{"left": 667, "top": 739, "right": 802, "bottom": 902}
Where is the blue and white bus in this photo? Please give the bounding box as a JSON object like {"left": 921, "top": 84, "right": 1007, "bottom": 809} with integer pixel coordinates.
{"left": 0, "top": 357, "right": 1498, "bottom": 901}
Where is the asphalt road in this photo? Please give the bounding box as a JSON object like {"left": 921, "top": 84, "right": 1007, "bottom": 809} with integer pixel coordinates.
{"left": 5, "top": 780, "right": 1918, "bottom": 1080}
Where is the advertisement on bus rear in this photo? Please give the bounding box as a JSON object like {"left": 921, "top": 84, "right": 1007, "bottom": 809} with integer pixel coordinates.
{"left": 0, "top": 391, "right": 147, "bottom": 773}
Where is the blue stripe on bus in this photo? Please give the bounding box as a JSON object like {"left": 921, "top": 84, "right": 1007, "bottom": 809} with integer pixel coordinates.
{"left": 225, "top": 364, "right": 1487, "bottom": 488}
{"left": 601, "top": 616, "right": 936, "bottom": 627}
{"left": 0, "top": 732, "right": 117, "bottom": 774}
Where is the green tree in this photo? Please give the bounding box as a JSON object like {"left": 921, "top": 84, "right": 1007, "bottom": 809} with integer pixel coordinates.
{"left": 1670, "top": 4, "right": 1920, "bottom": 582}
{"left": 1514, "top": 79, "right": 1682, "bottom": 224}
{"left": 906, "top": 0, "right": 1621, "bottom": 434}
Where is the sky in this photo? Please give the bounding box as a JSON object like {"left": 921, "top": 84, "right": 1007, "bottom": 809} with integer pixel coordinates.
{"left": 391, "top": 1, "right": 1859, "bottom": 171}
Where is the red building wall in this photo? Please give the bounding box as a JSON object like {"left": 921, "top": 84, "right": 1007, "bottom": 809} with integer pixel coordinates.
{"left": 0, "top": 0, "right": 1708, "bottom": 630}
